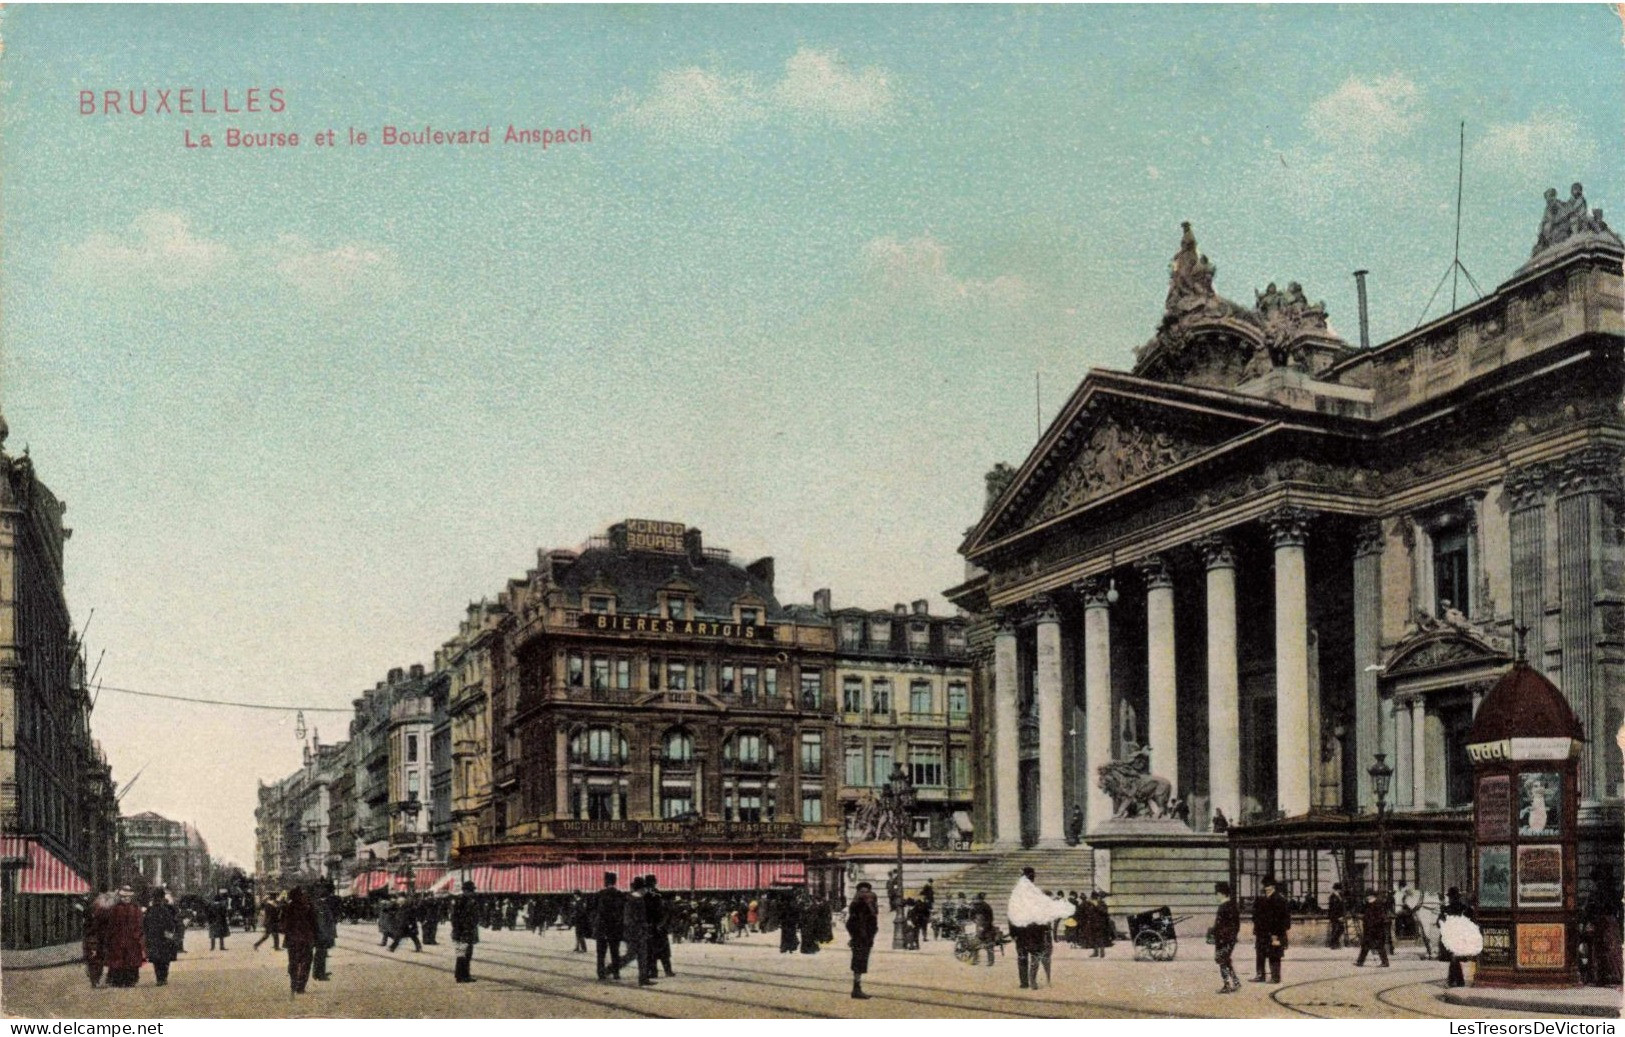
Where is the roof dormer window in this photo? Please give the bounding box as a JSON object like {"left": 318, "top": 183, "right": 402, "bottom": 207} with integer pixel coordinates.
{"left": 667, "top": 596, "right": 689, "bottom": 621}
{"left": 587, "top": 596, "right": 614, "bottom": 615}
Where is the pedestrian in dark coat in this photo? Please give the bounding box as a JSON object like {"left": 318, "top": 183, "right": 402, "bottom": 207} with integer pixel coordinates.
{"left": 419, "top": 895, "right": 440, "bottom": 946}
{"left": 388, "top": 894, "right": 422, "bottom": 953}
{"left": 312, "top": 881, "right": 338, "bottom": 981}
{"left": 1251, "top": 878, "right": 1292, "bottom": 983}
{"left": 623, "top": 877, "right": 656, "bottom": 986}
{"left": 801, "top": 893, "right": 827, "bottom": 954}
{"left": 451, "top": 881, "right": 480, "bottom": 983}
{"left": 1355, "top": 890, "right": 1390, "bottom": 967}
{"left": 1326, "top": 883, "right": 1347, "bottom": 949}
{"left": 1212, "top": 882, "right": 1242, "bottom": 993}
{"left": 142, "top": 889, "right": 184, "bottom": 987}
{"left": 83, "top": 893, "right": 113, "bottom": 987}
{"left": 593, "top": 872, "right": 626, "bottom": 981}
{"left": 778, "top": 891, "right": 800, "bottom": 953}
{"left": 644, "top": 876, "right": 674, "bottom": 978}
{"left": 846, "top": 881, "right": 879, "bottom": 999}
{"left": 971, "top": 893, "right": 997, "bottom": 966}
{"left": 103, "top": 886, "right": 147, "bottom": 987}
{"left": 253, "top": 896, "right": 282, "bottom": 951}
{"left": 282, "top": 887, "right": 318, "bottom": 995}
{"left": 570, "top": 892, "right": 590, "bottom": 952}
{"left": 206, "top": 892, "right": 231, "bottom": 951}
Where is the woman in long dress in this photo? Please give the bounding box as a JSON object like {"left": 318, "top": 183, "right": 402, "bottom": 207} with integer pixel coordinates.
{"left": 102, "top": 886, "right": 146, "bottom": 988}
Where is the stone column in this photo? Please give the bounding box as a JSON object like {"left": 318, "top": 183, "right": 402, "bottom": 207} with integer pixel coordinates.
{"left": 1410, "top": 698, "right": 1428, "bottom": 810}
{"left": 1034, "top": 597, "right": 1066, "bottom": 846}
{"left": 555, "top": 727, "right": 570, "bottom": 818}
{"left": 993, "top": 616, "right": 1021, "bottom": 847}
{"left": 1554, "top": 448, "right": 1622, "bottom": 802}
{"left": 1079, "top": 577, "right": 1114, "bottom": 833}
{"left": 1137, "top": 555, "right": 1178, "bottom": 797}
{"left": 1197, "top": 535, "right": 1240, "bottom": 827}
{"left": 1394, "top": 698, "right": 1413, "bottom": 809}
{"left": 1268, "top": 506, "right": 1314, "bottom": 818}
{"left": 1352, "top": 522, "right": 1384, "bottom": 810}
{"left": 1506, "top": 463, "right": 1549, "bottom": 675}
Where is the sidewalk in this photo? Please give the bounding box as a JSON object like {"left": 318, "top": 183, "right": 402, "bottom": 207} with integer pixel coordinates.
{"left": 1, "top": 942, "right": 82, "bottom": 971}
{"left": 1441, "top": 985, "right": 1621, "bottom": 1019}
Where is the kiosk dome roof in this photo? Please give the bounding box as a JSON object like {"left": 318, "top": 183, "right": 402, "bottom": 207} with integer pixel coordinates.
{"left": 1467, "top": 661, "right": 1584, "bottom": 744}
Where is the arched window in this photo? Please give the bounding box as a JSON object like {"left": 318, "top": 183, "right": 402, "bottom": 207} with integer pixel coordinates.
{"left": 662, "top": 728, "right": 694, "bottom": 765}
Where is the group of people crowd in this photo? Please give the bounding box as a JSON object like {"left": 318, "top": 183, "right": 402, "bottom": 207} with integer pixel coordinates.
{"left": 81, "top": 882, "right": 338, "bottom": 994}
{"left": 73, "top": 862, "right": 1625, "bottom": 1001}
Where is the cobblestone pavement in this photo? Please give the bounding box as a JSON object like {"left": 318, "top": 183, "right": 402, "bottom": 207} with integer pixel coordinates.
{"left": 1, "top": 924, "right": 1585, "bottom": 1019}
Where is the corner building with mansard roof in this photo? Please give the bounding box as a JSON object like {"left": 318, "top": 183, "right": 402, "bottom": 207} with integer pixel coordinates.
{"left": 454, "top": 520, "right": 841, "bottom": 890}
{"left": 948, "top": 194, "right": 1625, "bottom": 916}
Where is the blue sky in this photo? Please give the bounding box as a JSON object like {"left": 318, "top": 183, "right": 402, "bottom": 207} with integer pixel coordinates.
{"left": 2, "top": 5, "right": 1619, "bottom": 866}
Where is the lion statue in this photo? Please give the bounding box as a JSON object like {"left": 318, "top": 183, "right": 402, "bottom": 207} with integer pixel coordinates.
{"left": 1097, "top": 747, "right": 1175, "bottom": 819}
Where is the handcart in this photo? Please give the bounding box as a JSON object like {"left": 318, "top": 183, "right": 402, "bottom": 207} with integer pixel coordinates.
{"left": 1128, "top": 906, "right": 1188, "bottom": 962}
{"left": 953, "top": 927, "right": 1009, "bottom": 964}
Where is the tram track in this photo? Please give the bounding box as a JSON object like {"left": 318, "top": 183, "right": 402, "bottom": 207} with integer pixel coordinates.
{"left": 338, "top": 931, "right": 837, "bottom": 1019}
{"left": 1267, "top": 961, "right": 1444, "bottom": 1019}
{"left": 477, "top": 937, "right": 1191, "bottom": 1019}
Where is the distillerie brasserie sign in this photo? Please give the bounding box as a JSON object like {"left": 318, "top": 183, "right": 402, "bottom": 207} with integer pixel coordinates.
{"left": 577, "top": 612, "right": 779, "bottom": 641}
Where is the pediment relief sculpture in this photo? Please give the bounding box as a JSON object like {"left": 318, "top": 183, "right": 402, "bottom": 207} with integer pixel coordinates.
{"left": 1385, "top": 618, "right": 1511, "bottom": 678}
{"left": 1026, "top": 414, "right": 1204, "bottom": 527}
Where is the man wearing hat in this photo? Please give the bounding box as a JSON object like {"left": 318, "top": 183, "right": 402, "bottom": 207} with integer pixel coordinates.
{"left": 1354, "top": 889, "right": 1390, "bottom": 968}
{"left": 450, "top": 880, "right": 480, "bottom": 983}
{"left": 970, "top": 892, "right": 996, "bottom": 965}
{"left": 1212, "top": 883, "right": 1241, "bottom": 993}
{"left": 846, "top": 880, "right": 879, "bottom": 999}
{"left": 644, "top": 875, "right": 674, "bottom": 978}
{"left": 593, "top": 871, "right": 626, "bottom": 981}
{"left": 1251, "top": 877, "right": 1291, "bottom": 983}
{"left": 1326, "top": 883, "right": 1347, "bottom": 949}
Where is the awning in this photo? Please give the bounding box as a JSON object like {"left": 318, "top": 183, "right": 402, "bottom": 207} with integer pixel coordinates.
{"left": 0, "top": 837, "right": 92, "bottom": 895}
{"left": 952, "top": 811, "right": 974, "bottom": 834}
{"left": 350, "top": 868, "right": 448, "bottom": 897}
{"left": 427, "top": 859, "right": 807, "bottom": 895}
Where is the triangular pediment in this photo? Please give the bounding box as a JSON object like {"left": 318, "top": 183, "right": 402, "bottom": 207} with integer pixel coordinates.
{"left": 964, "top": 373, "right": 1275, "bottom": 554}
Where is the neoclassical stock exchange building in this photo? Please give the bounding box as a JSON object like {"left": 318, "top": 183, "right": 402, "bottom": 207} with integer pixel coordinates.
{"left": 948, "top": 189, "right": 1624, "bottom": 913}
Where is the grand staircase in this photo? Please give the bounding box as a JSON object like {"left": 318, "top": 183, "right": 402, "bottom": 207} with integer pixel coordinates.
{"left": 926, "top": 847, "right": 1095, "bottom": 926}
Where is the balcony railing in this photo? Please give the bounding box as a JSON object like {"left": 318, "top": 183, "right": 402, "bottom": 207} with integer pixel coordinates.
{"left": 900, "top": 711, "right": 945, "bottom": 725}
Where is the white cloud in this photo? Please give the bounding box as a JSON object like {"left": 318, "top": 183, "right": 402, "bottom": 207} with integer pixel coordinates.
{"left": 60, "top": 210, "right": 231, "bottom": 289}
{"left": 271, "top": 235, "right": 397, "bottom": 301}
{"left": 1268, "top": 74, "right": 1425, "bottom": 216}
{"left": 616, "top": 67, "right": 763, "bottom": 141}
{"left": 618, "top": 48, "right": 894, "bottom": 139}
{"left": 1306, "top": 74, "right": 1421, "bottom": 149}
{"left": 772, "top": 48, "right": 893, "bottom": 123}
{"left": 1475, "top": 108, "right": 1599, "bottom": 179}
{"left": 864, "top": 235, "right": 1030, "bottom": 308}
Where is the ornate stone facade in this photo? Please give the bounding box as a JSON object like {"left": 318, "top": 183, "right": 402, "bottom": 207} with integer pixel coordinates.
{"left": 948, "top": 197, "right": 1625, "bottom": 910}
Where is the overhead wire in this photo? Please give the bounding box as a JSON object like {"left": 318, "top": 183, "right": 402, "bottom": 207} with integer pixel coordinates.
{"left": 90, "top": 683, "right": 353, "bottom": 713}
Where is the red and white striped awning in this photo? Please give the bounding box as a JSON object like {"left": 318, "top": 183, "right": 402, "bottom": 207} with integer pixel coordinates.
{"left": 349, "top": 868, "right": 449, "bottom": 897}
{"left": 0, "top": 836, "right": 92, "bottom": 895}
{"left": 428, "top": 859, "right": 806, "bottom": 895}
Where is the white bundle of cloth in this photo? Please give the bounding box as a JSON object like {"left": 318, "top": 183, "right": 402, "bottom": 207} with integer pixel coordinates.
{"left": 1006, "top": 877, "right": 1076, "bottom": 928}
{"left": 1439, "top": 914, "right": 1484, "bottom": 957}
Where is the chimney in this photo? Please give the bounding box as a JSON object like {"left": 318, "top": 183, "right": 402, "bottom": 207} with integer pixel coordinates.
{"left": 911, "top": 599, "right": 929, "bottom": 616}
{"left": 894, "top": 603, "right": 907, "bottom": 616}
{"left": 1354, "top": 269, "right": 1371, "bottom": 350}
{"left": 608, "top": 523, "right": 629, "bottom": 553}
{"left": 409, "top": 663, "right": 425, "bottom": 680}
{"left": 387, "top": 667, "right": 404, "bottom": 684}
{"left": 747, "top": 556, "right": 775, "bottom": 591}
{"left": 684, "top": 528, "right": 705, "bottom": 565}
{"left": 813, "top": 588, "right": 832, "bottom": 615}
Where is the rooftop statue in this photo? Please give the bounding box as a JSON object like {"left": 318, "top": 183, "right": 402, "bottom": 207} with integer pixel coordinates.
{"left": 1164, "top": 221, "right": 1219, "bottom": 316}
{"left": 1532, "top": 182, "right": 1622, "bottom": 256}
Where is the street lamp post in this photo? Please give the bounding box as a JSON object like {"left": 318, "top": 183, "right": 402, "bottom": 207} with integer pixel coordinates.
{"left": 1368, "top": 752, "right": 1393, "bottom": 900}
{"left": 885, "top": 763, "right": 916, "bottom": 950}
